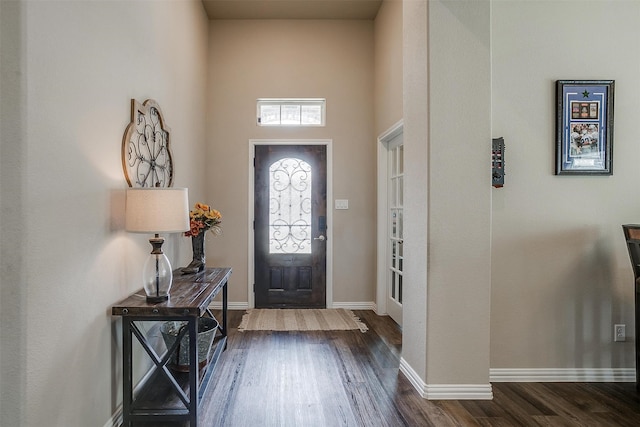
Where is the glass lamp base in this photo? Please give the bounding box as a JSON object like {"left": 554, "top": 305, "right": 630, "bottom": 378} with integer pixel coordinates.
{"left": 146, "top": 295, "right": 169, "bottom": 303}
{"left": 142, "top": 236, "right": 173, "bottom": 302}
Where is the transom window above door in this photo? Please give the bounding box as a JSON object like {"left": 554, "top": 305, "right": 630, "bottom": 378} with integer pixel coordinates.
{"left": 257, "top": 98, "right": 326, "bottom": 126}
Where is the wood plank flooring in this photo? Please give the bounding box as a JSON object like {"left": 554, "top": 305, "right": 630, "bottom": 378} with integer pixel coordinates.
{"left": 184, "top": 310, "right": 640, "bottom": 426}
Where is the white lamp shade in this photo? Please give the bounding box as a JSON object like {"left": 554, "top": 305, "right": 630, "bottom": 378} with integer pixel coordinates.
{"left": 125, "top": 187, "right": 190, "bottom": 233}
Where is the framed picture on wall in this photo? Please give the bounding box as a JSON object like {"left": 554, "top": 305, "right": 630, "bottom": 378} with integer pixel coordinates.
{"left": 555, "top": 80, "right": 614, "bottom": 175}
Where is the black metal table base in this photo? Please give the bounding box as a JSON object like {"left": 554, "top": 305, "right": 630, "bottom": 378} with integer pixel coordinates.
{"left": 114, "top": 269, "right": 230, "bottom": 427}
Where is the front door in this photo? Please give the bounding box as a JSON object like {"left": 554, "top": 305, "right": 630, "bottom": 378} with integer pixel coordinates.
{"left": 254, "top": 145, "right": 327, "bottom": 308}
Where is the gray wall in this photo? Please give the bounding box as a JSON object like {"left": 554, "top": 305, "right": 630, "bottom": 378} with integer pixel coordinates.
{"left": 401, "top": 0, "right": 492, "bottom": 393}
{"left": 206, "top": 19, "right": 377, "bottom": 307}
{"left": 426, "top": 0, "right": 492, "bottom": 387}
{"left": 0, "top": 1, "right": 209, "bottom": 425}
{"left": 491, "top": 0, "right": 640, "bottom": 374}
{"left": 3, "top": 1, "right": 640, "bottom": 424}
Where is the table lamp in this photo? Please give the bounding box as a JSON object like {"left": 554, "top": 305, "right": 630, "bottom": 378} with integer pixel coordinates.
{"left": 125, "top": 187, "right": 190, "bottom": 302}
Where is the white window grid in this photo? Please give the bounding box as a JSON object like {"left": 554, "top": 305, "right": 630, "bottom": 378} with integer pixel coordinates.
{"left": 257, "top": 98, "right": 326, "bottom": 127}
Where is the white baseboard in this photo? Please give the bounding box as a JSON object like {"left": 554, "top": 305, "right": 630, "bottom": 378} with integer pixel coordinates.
{"left": 103, "top": 345, "right": 175, "bottom": 427}
{"left": 399, "top": 357, "right": 427, "bottom": 395}
{"left": 399, "top": 357, "right": 493, "bottom": 400}
{"left": 424, "top": 384, "right": 494, "bottom": 400}
{"left": 103, "top": 412, "right": 121, "bottom": 427}
{"left": 208, "top": 302, "right": 377, "bottom": 311}
{"left": 490, "top": 368, "right": 636, "bottom": 382}
{"left": 209, "top": 301, "right": 249, "bottom": 310}
{"left": 331, "top": 301, "right": 376, "bottom": 310}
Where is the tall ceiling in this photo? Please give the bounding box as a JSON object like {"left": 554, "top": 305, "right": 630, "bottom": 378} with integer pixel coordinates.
{"left": 201, "top": 0, "right": 383, "bottom": 20}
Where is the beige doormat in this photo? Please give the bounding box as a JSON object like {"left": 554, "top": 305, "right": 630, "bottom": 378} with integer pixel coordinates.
{"left": 238, "top": 308, "right": 368, "bottom": 333}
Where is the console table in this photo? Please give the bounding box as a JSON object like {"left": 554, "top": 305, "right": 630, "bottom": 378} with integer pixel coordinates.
{"left": 112, "top": 267, "right": 231, "bottom": 426}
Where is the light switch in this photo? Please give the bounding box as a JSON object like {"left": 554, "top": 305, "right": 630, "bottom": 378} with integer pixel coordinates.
{"left": 335, "top": 199, "right": 349, "bottom": 210}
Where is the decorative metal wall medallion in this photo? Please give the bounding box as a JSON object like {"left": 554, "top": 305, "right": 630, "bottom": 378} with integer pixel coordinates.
{"left": 122, "top": 99, "right": 174, "bottom": 187}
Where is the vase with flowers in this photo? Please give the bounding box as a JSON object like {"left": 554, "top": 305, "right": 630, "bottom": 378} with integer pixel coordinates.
{"left": 181, "top": 202, "right": 222, "bottom": 274}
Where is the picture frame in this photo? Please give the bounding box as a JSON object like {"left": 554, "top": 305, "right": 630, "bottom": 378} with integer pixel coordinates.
{"left": 555, "top": 80, "right": 614, "bottom": 175}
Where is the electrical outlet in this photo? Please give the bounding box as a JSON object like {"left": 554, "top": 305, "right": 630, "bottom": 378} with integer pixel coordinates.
{"left": 614, "top": 324, "right": 626, "bottom": 342}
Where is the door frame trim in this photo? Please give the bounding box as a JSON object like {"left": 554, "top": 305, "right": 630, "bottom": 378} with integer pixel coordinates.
{"left": 376, "top": 120, "right": 403, "bottom": 317}
{"left": 248, "top": 139, "right": 333, "bottom": 309}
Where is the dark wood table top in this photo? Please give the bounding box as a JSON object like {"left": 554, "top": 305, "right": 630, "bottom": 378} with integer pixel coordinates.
{"left": 111, "top": 267, "right": 232, "bottom": 317}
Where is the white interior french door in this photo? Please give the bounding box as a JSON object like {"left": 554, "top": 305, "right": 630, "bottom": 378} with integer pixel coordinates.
{"left": 376, "top": 122, "right": 404, "bottom": 326}
{"left": 386, "top": 134, "right": 404, "bottom": 326}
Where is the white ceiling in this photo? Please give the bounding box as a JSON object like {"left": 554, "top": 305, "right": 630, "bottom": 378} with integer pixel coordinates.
{"left": 201, "top": 0, "right": 383, "bottom": 20}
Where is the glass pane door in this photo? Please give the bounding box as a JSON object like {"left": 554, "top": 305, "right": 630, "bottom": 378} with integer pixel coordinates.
{"left": 388, "top": 144, "right": 403, "bottom": 312}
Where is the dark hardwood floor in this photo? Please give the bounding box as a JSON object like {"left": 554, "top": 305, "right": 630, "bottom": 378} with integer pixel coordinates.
{"left": 186, "top": 310, "right": 640, "bottom": 426}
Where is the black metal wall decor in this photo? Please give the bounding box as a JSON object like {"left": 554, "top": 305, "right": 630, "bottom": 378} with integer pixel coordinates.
{"left": 122, "top": 99, "right": 174, "bottom": 187}
{"left": 492, "top": 137, "right": 505, "bottom": 187}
